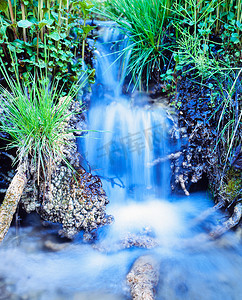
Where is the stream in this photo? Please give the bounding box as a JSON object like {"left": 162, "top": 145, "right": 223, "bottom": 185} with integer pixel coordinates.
{"left": 0, "top": 23, "right": 242, "bottom": 300}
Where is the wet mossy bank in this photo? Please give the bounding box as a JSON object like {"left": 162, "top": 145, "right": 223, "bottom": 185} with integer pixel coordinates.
{"left": 165, "top": 72, "right": 242, "bottom": 232}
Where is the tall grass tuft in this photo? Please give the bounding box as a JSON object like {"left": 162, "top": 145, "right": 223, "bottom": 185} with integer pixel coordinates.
{"left": 98, "top": 0, "right": 173, "bottom": 90}
{"left": 0, "top": 55, "right": 84, "bottom": 184}
{"left": 215, "top": 69, "right": 242, "bottom": 170}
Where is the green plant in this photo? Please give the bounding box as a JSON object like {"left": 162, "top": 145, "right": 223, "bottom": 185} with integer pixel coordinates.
{"left": 0, "top": 52, "right": 85, "bottom": 184}
{"left": 174, "top": 32, "right": 222, "bottom": 79}
{"left": 173, "top": 0, "right": 242, "bottom": 58}
{"left": 220, "top": 168, "right": 242, "bottom": 202}
{"left": 215, "top": 69, "right": 242, "bottom": 170}
{"left": 96, "top": 0, "right": 173, "bottom": 90}
{"left": 0, "top": 0, "right": 95, "bottom": 89}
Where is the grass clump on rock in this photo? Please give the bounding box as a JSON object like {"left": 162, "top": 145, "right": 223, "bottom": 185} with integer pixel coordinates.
{"left": 0, "top": 55, "right": 84, "bottom": 243}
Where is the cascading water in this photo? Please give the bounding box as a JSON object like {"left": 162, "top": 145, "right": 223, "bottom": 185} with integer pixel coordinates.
{"left": 81, "top": 23, "right": 172, "bottom": 203}
{"left": 0, "top": 23, "right": 242, "bottom": 300}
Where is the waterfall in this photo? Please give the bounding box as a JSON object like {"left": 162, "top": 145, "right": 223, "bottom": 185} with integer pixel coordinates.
{"left": 0, "top": 23, "right": 242, "bottom": 300}
{"left": 80, "top": 24, "right": 172, "bottom": 204}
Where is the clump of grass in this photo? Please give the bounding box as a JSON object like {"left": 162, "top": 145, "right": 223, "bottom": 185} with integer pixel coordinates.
{"left": 0, "top": 56, "right": 84, "bottom": 184}
{"left": 215, "top": 69, "right": 242, "bottom": 168}
{"left": 97, "top": 0, "right": 172, "bottom": 90}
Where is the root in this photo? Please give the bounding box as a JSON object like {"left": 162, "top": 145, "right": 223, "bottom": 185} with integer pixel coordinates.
{"left": 191, "top": 200, "right": 225, "bottom": 226}
{"left": 178, "top": 174, "right": 190, "bottom": 196}
{"left": 0, "top": 164, "right": 27, "bottom": 243}
{"left": 147, "top": 151, "right": 182, "bottom": 167}
{"left": 209, "top": 202, "right": 242, "bottom": 239}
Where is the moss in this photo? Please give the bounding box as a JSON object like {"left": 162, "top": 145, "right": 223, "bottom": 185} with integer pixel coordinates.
{"left": 221, "top": 168, "right": 242, "bottom": 202}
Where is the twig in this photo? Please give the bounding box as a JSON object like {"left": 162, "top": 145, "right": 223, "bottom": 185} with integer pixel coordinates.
{"left": 1, "top": 151, "right": 15, "bottom": 161}
{"left": 191, "top": 199, "right": 225, "bottom": 226}
{"left": 178, "top": 174, "right": 190, "bottom": 196}
{"left": 147, "top": 151, "right": 182, "bottom": 167}
{"left": 209, "top": 202, "right": 242, "bottom": 239}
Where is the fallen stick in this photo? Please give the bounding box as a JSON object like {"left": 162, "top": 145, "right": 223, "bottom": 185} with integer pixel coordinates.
{"left": 209, "top": 202, "right": 242, "bottom": 239}
{"left": 147, "top": 151, "right": 182, "bottom": 167}
{"left": 178, "top": 174, "right": 190, "bottom": 196}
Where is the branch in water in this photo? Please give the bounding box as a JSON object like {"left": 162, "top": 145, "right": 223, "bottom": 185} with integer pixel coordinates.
{"left": 209, "top": 202, "right": 242, "bottom": 239}
{"left": 147, "top": 151, "right": 182, "bottom": 167}
{"left": 178, "top": 174, "right": 190, "bottom": 196}
{"left": 98, "top": 175, "right": 125, "bottom": 188}
{"left": 191, "top": 200, "right": 226, "bottom": 226}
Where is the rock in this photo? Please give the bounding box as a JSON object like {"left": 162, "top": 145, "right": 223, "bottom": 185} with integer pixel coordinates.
{"left": 94, "top": 232, "right": 158, "bottom": 253}
{"left": 20, "top": 98, "right": 112, "bottom": 239}
{"left": 43, "top": 240, "right": 70, "bottom": 252}
{"left": 126, "top": 255, "right": 159, "bottom": 300}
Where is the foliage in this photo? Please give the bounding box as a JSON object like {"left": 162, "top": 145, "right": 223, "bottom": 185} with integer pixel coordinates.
{"left": 0, "top": 0, "right": 95, "bottom": 89}
{"left": 0, "top": 52, "right": 85, "bottom": 184}
{"left": 95, "top": 0, "right": 173, "bottom": 90}
{"left": 96, "top": 0, "right": 242, "bottom": 90}
{"left": 220, "top": 168, "right": 242, "bottom": 202}
{"left": 215, "top": 70, "right": 242, "bottom": 170}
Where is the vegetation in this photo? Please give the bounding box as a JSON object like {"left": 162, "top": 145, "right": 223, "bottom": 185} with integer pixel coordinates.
{"left": 0, "top": 47, "right": 87, "bottom": 242}
{"left": 0, "top": 54, "right": 83, "bottom": 184}
{"left": 0, "top": 1, "right": 95, "bottom": 242}
{"left": 91, "top": 0, "right": 242, "bottom": 214}
{"left": 0, "top": 0, "right": 95, "bottom": 89}
{"left": 96, "top": 0, "right": 241, "bottom": 89}
{"left": 95, "top": 0, "right": 172, "bottom": 89}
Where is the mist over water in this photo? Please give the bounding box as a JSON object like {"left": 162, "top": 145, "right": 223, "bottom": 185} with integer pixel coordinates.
{"left": 0, "top": 23, "right": 242, "bottom": 300}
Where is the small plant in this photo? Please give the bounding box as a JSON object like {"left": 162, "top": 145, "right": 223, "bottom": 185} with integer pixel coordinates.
{"left": 0, "top": 0, "right": 95, "bottom": 89}
{"left": 215, "top": 69, "right": 242, "bottom": 172}
{"left": 220, "top": 168, "right": 242, "bottom": 202}
{"left": 0, "top": 53, "right": 84, "bottom": 184}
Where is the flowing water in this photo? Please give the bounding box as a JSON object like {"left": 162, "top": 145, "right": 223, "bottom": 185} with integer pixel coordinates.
{"left": 0, "top": 23, "right": 242, "bottom": 300}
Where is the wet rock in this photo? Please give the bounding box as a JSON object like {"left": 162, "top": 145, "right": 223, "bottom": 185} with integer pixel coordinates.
{"left": 20, "top": 98, "right": 112, "bottom": 239}
{"left": 170, "top": 75, "right": 218, "bottom": 195}
{"left": 94, "top": 232, "right": 158, "bottom": 253}
{"left": 44, "top": 239, "right": 70, "bottom": 252}
{"left": 126, "top": 255, "right": 159, "bottom": 300}
{"left": 120, "top": 233, "right": 158, "bottom": 250}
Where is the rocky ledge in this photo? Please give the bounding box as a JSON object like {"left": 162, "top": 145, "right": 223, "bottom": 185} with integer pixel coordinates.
{"left": 20, "top": 97, "right": 112, "bottom": 239}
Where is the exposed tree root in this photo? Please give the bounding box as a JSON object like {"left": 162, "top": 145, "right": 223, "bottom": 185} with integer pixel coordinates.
{"left": 209, "top": 202, "right": 242, "bottom": 239}
{"left": 191, "top": 200, "right": 226, "bottom": 226}
{"left": 0, "top": 164, "right": 27, "bottom": 243}
{"left": 178, "top": 174, "right": 190, "bottom": 196}
{"left": 147, "top": 151, "right": 182, "bottom": 167}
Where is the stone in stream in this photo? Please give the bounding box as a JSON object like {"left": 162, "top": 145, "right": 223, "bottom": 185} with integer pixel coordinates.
{"left": 126, "top": 255, "right": 159, "bottom": 300}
